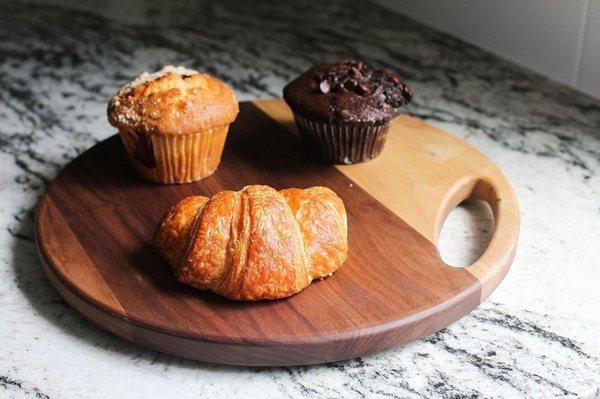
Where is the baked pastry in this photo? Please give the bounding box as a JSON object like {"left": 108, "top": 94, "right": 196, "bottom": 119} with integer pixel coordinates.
{"left": 283, "top": 60, "right": 413, "bottom": 164}
{"left": 108, "top": 65, "right": 239, "bottom": 184}
{"left": 155, "top": 185, "right": 347, "bottom": 300}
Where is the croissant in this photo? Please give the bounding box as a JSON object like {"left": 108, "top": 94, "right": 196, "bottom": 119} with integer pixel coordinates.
{"left": 155, "top": 185, "right": 348, "bottom": 300}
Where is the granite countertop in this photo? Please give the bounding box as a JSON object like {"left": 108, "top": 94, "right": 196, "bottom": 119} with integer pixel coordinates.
{"left": 1, "top": 0, "right": 599, "bottom": 397}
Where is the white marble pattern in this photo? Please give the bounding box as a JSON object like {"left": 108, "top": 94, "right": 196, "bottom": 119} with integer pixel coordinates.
{"left": 0, "top": 0, "right": 599, "bottom": 398}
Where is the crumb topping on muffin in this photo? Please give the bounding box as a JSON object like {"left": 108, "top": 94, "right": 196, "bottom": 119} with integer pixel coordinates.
{"left": 108, "top": 65, "right": 239, "bottom": 135}
{"left": 283, "top": 60, "right": 413, "bottom": 124}
{"left": 125, "top": 65, "right": 199, "bottom": 90}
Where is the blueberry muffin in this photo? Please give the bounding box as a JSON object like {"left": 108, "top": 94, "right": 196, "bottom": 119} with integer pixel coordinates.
{"left": 108, "top": 66, "right": 238, "bottom": 183}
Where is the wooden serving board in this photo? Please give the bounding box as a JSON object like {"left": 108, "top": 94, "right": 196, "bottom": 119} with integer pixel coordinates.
{"left": 35, "top": 99, "right": 519, "bottom": 366}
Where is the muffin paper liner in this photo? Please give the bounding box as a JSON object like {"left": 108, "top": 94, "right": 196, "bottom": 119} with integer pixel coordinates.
{"left": 294, "top": 116, "right": 390, "bottom": 164}
{"left": 119, "top": 125, "right": 229, "bottom": 184}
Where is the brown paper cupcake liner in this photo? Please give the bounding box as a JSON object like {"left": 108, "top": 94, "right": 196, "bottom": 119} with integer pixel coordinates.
{"left": 119, "top": 125, "right": 229, "bottom": 184}
{"left": 293, "top": 116, "right": 390, "bottom": 164}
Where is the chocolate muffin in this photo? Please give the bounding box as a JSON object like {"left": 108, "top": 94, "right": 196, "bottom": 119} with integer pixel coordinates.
{"left": 283, "top": 60, "right": 413, "bottom": 164}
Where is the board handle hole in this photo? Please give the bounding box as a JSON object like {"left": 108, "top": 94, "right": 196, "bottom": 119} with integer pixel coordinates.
{"left": 438, "top": 199, "right": 495, "bottom": 267}
{"left": 436, "top": 178, "right": 499, "bottom": 268}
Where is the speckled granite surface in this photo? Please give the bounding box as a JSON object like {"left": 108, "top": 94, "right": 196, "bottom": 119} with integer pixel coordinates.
{"left": 1, "top": 0, "right": 599, "bottom": 398}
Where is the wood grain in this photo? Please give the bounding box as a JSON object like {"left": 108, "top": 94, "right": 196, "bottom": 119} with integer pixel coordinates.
{"left": 35, "top": 99, "right": 519, "bottom": 366}
{"left": 255, "top": 99, "right": 519, "bottom": 301}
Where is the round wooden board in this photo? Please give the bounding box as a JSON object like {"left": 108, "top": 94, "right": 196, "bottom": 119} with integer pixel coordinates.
{"left": 36, "top": 99, "right": 519, "bottom": 366}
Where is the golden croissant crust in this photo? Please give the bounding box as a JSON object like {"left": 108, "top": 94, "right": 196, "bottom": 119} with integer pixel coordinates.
{"left": 155, "top": 185, "right": 348, "bottom": 300}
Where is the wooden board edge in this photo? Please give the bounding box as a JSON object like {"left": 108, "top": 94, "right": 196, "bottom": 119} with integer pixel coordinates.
{"left": 37, "top": 244, "right": 481, "bottom": 366}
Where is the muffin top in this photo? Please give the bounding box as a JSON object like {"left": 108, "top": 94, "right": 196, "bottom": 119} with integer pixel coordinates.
{"left": 108, "top": 66, "right": 239, "bottom": 135}
{"left": 283, "top": 60, "right": 413, "bottom": 124}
